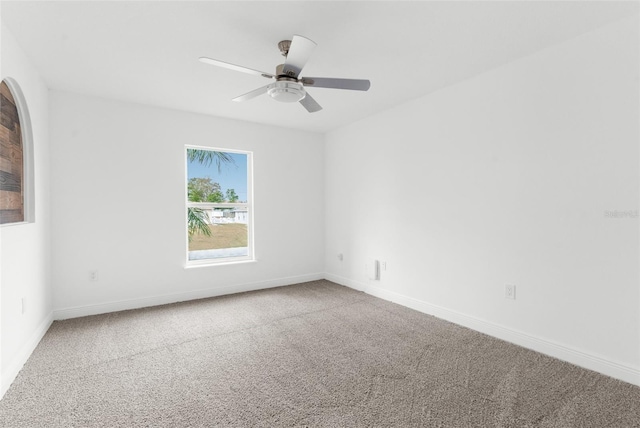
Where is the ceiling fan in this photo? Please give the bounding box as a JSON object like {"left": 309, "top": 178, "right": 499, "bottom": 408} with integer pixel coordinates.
{"left": 199, "top": 35, "right": 371, "bottom": 113}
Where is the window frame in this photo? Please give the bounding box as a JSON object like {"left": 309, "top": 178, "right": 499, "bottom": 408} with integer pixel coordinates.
{"left": 184, "top": 145, "right": 254, "bottom": 267}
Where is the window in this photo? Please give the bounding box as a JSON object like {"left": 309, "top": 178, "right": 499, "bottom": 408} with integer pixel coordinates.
{"left": 185, "top": 147, "right": 253, "bottom": 265}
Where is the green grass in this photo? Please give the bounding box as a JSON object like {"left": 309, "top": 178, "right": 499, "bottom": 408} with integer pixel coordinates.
{"left": 189, "top": 223, "right": 247, "bottom": 251}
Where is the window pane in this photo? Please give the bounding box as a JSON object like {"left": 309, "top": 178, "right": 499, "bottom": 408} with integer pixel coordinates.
{"left": 186, "top": 148, "right": 251, "bottom": 262}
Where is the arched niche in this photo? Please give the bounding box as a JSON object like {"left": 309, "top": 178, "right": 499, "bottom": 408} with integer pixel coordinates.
{"left": 0, "top": 78, "right": 33, "bottom": 225}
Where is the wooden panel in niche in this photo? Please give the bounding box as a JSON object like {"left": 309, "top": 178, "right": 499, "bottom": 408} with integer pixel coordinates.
{"left": 0, "top": 80, "right": 24, "bottom": 224}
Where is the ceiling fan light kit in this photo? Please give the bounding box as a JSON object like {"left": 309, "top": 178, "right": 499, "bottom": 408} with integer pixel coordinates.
{"left": 199, "top": 35, "right": 370, "bottom": 113}
{"left": 267, "top": 81, "right": 306, "bottom": 103}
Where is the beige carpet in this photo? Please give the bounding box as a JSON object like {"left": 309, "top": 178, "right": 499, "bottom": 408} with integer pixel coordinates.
{"left": 0, "top": 280, "right": 639, "bottom": 427}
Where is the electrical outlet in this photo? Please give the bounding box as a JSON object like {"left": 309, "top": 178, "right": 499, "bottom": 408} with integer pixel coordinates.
{"left": 337, "top": 253, "right": 343, "bottom": 261}
{"left": 381, "top": 261, "right": 387, "bottom": 271}
{"left": 505, "top": 284, "right": 516, "bottom": 300}
{"left": 90, "top": 270, "right": 99, "bottom": 282}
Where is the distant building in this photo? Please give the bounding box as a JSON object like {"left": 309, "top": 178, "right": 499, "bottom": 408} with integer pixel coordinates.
{"left": 208, "top": 208, "right": 248, "bottom": 224}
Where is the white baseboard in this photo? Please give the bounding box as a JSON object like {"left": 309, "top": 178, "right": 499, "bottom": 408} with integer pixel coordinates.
{"left": 1, "top": 313, "right": 53, "bottom": 400}
{"left": 326, "top": 273, "right": 640, "bottom": 387}
{"left": 325, "top": 273, "right": 368, "bottom": 292}
{"left": 53, "top": 272, "right": 325, "bottom": 320}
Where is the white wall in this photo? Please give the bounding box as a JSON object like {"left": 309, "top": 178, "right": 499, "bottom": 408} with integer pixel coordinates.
{"left": 50, "top": 91, "right": 324, "bottom": 317}
{"left": 325, "top": 17, "right": 639, "bottom": 385}
{"left": 0, "top": 25, "right": 52, "bottom": 398}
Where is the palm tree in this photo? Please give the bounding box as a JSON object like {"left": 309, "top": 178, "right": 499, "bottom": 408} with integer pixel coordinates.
{"left": 186, "top": 149, "right": 236, "bottom": 241}
{"left": 187, "top": 206, "right": 212, "bottom": 241}
{"left": 187, "top": 149, "right": 235, "bottom": 173}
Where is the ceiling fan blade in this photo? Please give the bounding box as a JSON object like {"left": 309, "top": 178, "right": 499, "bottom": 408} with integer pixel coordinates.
{"left": 232, "top": 85, "right": 270, "bottom": 102}
{"left": 301, "top": 77, "right": 370, "bottom": 91}
{"left": 199, "top": 57, "right": 275, "bottom": 79}
{"left": 282, "top": 35, "right": 317, "bottom": 78}
{"left": 299, "top": 93, "right": 322, "bottom": 113}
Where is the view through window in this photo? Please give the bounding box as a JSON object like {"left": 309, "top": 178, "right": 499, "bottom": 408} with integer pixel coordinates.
{"left": 186, "top": 147, "right": 252, "bottom": 264}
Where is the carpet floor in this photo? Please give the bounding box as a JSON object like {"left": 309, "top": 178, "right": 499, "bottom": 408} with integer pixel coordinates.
{"left": 0, "top": 280, "right": 639, "bottom": 427}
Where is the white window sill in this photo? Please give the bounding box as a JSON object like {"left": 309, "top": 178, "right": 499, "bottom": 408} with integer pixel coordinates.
{"left": 184, "top": 258, "right": 257, "bottom": 269}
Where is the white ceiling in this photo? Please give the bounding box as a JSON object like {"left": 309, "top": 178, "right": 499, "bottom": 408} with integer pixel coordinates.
{"left": 2, "top": 1, "right": 637, "bottom": 133}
